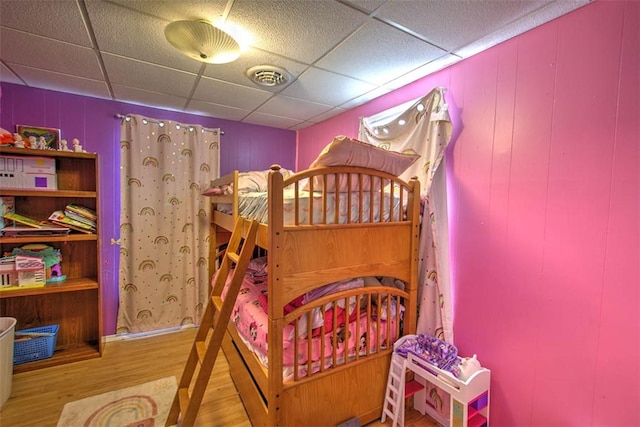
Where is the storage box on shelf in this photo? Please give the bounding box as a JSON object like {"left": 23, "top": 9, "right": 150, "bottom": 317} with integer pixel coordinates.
{"left": 0, "top": 154, "right": 57, "bottom": 190}
{"left": 0, "top": 147, "right": 102, "bottom": 372}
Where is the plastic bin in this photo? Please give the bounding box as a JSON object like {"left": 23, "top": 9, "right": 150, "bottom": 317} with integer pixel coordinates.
{"left": 13, "top": 324, "right": 59, "bottom": 365}
{"left": 0, "top": 317, "right": 16, "bottom": 409}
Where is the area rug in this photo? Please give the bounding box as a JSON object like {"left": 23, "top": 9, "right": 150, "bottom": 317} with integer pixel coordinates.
{"left": 57, "top": 376, "right": 177, "bottom": 427}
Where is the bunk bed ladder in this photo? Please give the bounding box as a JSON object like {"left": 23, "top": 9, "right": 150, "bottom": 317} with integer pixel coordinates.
{"left": 165, "top": 217, "right": 258, "bottom": 427}
{"left": 381, "top": 352, "right": 409, "bottom": 427}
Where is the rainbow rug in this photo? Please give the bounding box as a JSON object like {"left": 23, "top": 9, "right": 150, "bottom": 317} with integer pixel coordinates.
{"left": 57, "top": 376, "right": 177, "bottom": 427}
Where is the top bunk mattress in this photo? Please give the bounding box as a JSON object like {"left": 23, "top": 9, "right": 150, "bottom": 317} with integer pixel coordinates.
{"left": 217, "top": 189, "right": 405, "bottom": 225}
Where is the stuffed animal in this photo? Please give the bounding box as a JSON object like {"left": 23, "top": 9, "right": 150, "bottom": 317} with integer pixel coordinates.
{"left": 13, "top": 134, "right": 25, "bottom": 148}
{"left": 457, "top": 354, "right": 482, "bottom": 381}
{"left": 0, "top": 127, "right": 14, "bottom": 145}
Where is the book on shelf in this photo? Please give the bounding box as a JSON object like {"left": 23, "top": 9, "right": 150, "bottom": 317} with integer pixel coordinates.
{"left": 1, "top": 196, "right": 15, "bottom": 229}
{"left": 65, "top": 204, "right": 97, "bottom": 222}
{"left": 48, "top": 210, "right": 95, "bottom": 234}
{"left": 2, "top": 212, "right": 44, "bottom": 228}
{"left": 63, "top": 210, "right": 96, "bottom": 228}
{"left": 0, "top": 225, "right": 70, "bottom": 237}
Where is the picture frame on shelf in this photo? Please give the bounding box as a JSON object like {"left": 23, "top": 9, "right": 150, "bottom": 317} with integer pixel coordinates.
{"left": 16, "top": 125, "right": 61, "bottom": 150}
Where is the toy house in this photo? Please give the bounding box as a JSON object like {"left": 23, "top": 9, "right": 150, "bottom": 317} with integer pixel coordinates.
{"left": 0, "top": 255, "right": 46, "bottom": 289}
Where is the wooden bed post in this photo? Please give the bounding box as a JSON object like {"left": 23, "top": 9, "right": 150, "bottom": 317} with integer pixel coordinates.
{"left": 267, "top": 164, "right": 285, "bottom": 426}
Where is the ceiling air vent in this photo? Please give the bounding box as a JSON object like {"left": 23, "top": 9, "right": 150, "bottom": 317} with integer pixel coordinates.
{"left": 246, "top": 65, "right": 290, "bottom": 87}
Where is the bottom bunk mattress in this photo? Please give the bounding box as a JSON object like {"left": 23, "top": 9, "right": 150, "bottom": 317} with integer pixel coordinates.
{"left": 220, "top": 257, "right": 403, "bottom": 381}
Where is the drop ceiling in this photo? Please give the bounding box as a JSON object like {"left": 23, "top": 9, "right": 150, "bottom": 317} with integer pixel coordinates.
{"left": 0, "top": 0, "right": 590, "bottom": 130}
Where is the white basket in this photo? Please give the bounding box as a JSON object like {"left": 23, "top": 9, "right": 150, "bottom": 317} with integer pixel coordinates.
{"left": 0, "top": 317, "right": 16, "bottom": 409}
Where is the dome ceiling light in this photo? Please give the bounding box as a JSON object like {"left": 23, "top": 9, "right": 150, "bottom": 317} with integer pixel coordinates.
{"left": 245, "top": 65, "right": 291, "bottom": 87}
{"left": 165, "top": 20, "right": 241, "bottom": 64}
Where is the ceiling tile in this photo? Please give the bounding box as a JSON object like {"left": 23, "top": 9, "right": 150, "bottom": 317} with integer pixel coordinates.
{"left": 187, "top": 99, "right": 251, "bottom": 122}
{"left": 308, "top": 107, "right": 348, "bottom": 123}
{"left": 378, "top": 0, "right": 551, "bottom": 51}
{"left": 343, "top": 0, "right": 390, "bottom": 14}
{"left": 102, "top": 54, "right": 198, "bottom": 97}
{"left": 255, "top": 95, "right": 333, "bottom": 121}
{"left": 9, "top": 65, "right": 111, "bottom": 100}
{"left": 228, "top": 0, "right": 369, "bottom": 64}
{"left": 241, "top": 111, "right": 305, "bottom": 129}
{"left": 339, "top": 85, "right": 393, "bottom": 110}
{"left": 0, "top": 0, "right": 91, "bottom": 47}
{"left": 316, "top": 19, "right": 447, "bottom": 86}
{"left": 281, "top": 67, "right": 377, "bottom": 106}
{"left": 193, "top": 76, "right": 273, "bottom": 110}
{"left": 84, "top": 1, "right": 203, "bottom": 73}
{"left": 112, "top": 85, "right": 188, "bottom": 112}
{"left": 1, "top": 29, "right": 103, "bottom": 80}
{"left": 383, "top": 53, "right": 462, "bottom": 91}
{"left": 106, "top": 0, "right": 229, "bottom": 23}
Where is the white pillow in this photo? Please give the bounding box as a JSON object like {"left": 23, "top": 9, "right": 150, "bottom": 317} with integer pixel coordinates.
{"left": 306, "top": 136, "right": 419, "bottom": 192}
{"left": 239, "top": 169, "right": 295, "bottom": 192}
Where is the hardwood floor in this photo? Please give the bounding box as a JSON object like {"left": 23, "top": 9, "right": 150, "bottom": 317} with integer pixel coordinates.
{"left": 0, "top": 328, "right": 438, "bottom": 427}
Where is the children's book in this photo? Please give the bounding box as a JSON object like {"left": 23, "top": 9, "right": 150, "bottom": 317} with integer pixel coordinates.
{"left": 0, "top": 225, "right": 69, "bottom": 237}
{"left": 2, "top": 212, "right": 43, "bottom": 228}
{"left": 65, "top": 204, "right": 97, "bottom": 221}
{"left": 1, "top": 196, "right": 15, "bottom": 229}
{"left": 64, "top": 210, "right": 96, "bottom": 228}
{"left": 48, "top": 211, "right": 95, "bottom": 234}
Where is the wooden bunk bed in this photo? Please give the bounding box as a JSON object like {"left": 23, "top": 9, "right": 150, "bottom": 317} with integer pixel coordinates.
{"left": 206, "top": 164, "right": 421, "bottom": 426}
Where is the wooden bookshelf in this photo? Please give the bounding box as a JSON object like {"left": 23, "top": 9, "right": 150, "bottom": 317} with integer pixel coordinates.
{"left": 0, "top": 146, "right": 102, "bottom": 372}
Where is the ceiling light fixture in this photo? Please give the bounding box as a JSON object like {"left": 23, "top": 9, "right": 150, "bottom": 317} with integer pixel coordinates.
{"left": 246, "top": 65, "right": 291, "bottom": 87}
{"left": 165, "top": 20, "right": 241, "bottom": 64}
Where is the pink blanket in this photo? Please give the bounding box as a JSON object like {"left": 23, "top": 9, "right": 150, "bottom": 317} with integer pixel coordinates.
{"left": 220, "top": 258, "right": 400, "bottom": 374}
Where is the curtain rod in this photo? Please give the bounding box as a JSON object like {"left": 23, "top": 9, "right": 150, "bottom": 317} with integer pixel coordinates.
{"left": 115, "top": 114, "right": 224, "bottom": 135}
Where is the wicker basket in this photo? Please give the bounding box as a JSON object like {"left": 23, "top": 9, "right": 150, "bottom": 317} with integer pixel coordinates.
{"left": 13, "top": 324, "right": 58, "bottom": 365}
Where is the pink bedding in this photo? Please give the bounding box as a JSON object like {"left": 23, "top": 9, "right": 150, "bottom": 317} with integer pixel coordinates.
{"left": 220, "top": 257, "right": 401, "bottom": 378}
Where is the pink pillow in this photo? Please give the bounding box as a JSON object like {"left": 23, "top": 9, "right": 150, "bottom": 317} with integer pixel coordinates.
{"left": 306, "top": 136, "right": 420, "bottom": 192}
{"left": 202, "top": 185, "right": 228, "bottom": 196}
{"left": 202, "top": 169, "right": 295, "bottom": 196}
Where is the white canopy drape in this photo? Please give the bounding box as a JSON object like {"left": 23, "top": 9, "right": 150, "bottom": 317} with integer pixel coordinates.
{"left": 359, "top": 87, "right": 454, "bottom": 342}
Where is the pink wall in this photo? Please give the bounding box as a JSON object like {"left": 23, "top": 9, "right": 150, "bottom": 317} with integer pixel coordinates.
{"left": 297, "top": 1, "right": 638, "bottom": 426}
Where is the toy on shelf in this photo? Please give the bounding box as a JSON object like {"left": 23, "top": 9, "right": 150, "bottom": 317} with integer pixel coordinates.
{"left": 58, "top": 139, "right": 71, "bottom": 151}
{"left": 13, "top": 134, "right": 25, "bottom": 148}
{"left": 37, "top": 136, "right": 48, "bottom": 150}
{"left": 0, "top": 128, "right": 14, "bottom": 146}
{"left": 9, "top": 244, "right": 66, "bottom": 283}
{"left": 0, "top": 255, "right": 46, "bottom": 289}
{"left": 72, "top": 138, "right": 86, "bottom": 152}
{"left": 0, "top": 128, "right": 30, "bottom": 148}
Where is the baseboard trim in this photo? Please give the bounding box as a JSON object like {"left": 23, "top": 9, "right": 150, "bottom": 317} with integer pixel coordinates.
{"left": 102, "top": 324, "right": 197, "bottom": 343}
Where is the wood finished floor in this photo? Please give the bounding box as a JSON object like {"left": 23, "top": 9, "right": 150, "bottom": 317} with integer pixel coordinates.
{"left": 0, "top": 328, "right": 438, "bottom": 427}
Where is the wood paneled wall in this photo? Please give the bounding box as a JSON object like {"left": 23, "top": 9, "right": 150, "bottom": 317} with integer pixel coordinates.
{"left": 297, "top": 1, "right": 639, "bottom": 425}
